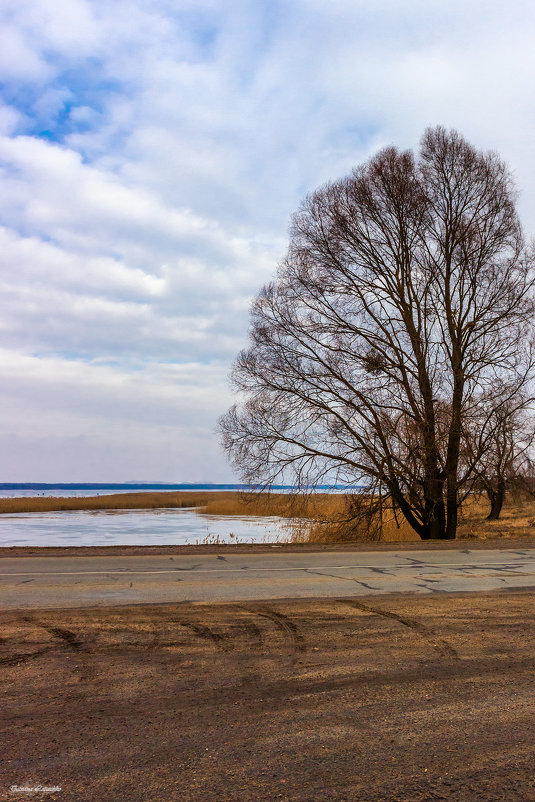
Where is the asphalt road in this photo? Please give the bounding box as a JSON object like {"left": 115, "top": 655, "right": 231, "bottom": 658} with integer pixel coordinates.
{"left": 1, "top": 547, "right": 535, "bottom": 608}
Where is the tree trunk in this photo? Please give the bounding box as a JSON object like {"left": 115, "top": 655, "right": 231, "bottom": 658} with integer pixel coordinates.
{"left": 486, "top": 481, "right": 506, "bottom": 520}
{"left": 445, "top": 488, "right": 458, "bottom": 539}
{"left": 430, "top": 497, "right": 447, "bottom": 539}
{"left": 420, "top": 492, "right": 446, "bottom": 540}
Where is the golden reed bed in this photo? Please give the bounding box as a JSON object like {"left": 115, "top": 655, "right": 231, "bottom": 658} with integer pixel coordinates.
{"left": 0, "top": 491, "right": 334, "bottom": 516}
{"left": 1, "top": 491, "right": 533, "bottom": 543}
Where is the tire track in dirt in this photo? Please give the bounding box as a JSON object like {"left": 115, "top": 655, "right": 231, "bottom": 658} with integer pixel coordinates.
{"left": 148, "top": 604, "right": 267, "bottom": 653}
{"left": 238, "top": 618, "right": 264, "bottom": 646}
{"left": 161, "top": 612, "right": 268, "bottom": 689}
{"left": 0, "top": 647, "right": 55, "bottom": 667}
{"left": 339, "top": 599, "right": 459, "bottom": 660}
{"left": 18, "top": 616, "right": 96, "bottom": 684}
{"left": 241, "top": 606, "right": 306, "bottom": 665}
{"left": 41, "top": 625, "right": 85, "bottom": 651}
{"left": 21, "top": 616, "right": 86, "bottom": 652}
{"left": 1, "top": 616, "right": 87, "bottom": 669}
{"left": 178, "top": 620, "right": 230, "bottom": 650}
{"left": 135, "top": 608, "right": 258, "bottom": 654}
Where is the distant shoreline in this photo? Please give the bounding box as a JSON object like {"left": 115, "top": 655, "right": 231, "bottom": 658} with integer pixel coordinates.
{"left": 0, "top": 483, "right": 254, "bottom": 491}
{"left": 0, "top": 483, "right": 361, "bottom": 504}
{"left": 0, "top": 483, "right": 354, "bottom": 491}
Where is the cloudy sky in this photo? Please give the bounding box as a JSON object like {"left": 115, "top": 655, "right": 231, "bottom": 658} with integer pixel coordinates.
{"left": 1, "top": 0, "right": 534, "bottom": 482}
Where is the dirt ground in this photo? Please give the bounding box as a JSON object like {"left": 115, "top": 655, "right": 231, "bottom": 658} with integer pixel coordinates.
{"left": 1, "top": 591, "right": 535, "bottom": 801}
{"left": 1, "top": 534, "right": 535, "bottom": 558}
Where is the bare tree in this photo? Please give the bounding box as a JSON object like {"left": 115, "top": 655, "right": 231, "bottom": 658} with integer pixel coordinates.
{"left": 220, "top": 127, "right": 534, "bottom": 540}
{"left": 466, "top": 392, "right": 535, "bottom": 520}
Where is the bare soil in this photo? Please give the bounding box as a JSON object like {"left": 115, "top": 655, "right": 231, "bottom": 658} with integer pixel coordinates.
{"left": 2, "top": 591, "right": 535, "bottom": 800}
{"left": 1, "top": 536, "right": 534, "bottom": 558}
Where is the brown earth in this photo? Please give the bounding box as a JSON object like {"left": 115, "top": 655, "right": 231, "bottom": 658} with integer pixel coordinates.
{"left": 1, "top": 535, "right": 535, "bottom": 558}
{"left": 1, "top": 591, "right": 535, "bottom": 801}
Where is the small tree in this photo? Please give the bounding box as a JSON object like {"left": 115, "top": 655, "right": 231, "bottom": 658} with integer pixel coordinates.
{"left": 220, "top": 127, "right": 534, "bottom": 540}
{"left": 468, "top": 392, "right": 535, "bottom": 519}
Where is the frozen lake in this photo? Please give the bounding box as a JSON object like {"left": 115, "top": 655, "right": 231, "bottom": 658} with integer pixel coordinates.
{"left": 0, "top": 508, "right": 300, "bottom": 548}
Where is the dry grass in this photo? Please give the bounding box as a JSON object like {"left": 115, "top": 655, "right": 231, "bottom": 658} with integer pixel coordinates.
{"left": 0, "top": 491, "right": 346, "bottom": 518}
{"left": 2, "top": 489, "right": 534, "bottom": 544}
{"left": 202, "top": 492, "right": 346, "bottom": 518}
{"left": 457, "top": 493, "right": 535, "bottom": 540}
{"left": 301, "top": 499, "right": 416, "bottom": 544}
{"left": 202, "top": 492, "right": 419, "bottom": 543}
{"left": 0, "top": 492, "right": 215, "bottom": 514}
{"left": 305, "top": 493, "right": 535, "bottom": 544}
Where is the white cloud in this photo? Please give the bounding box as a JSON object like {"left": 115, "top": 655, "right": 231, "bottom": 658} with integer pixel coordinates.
{"left": 0, "top": 347, "right": 232, "bottom": 481}
{"left": 0, "top": 0, "right": 534, "bottom": 480}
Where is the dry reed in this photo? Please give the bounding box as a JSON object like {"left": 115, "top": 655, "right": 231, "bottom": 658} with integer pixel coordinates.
{"left": 2, "top": 489, "right": 533, "bottom": 544}
{"left": 0, "top": 492, "right": 214, "bottom": 514}
{"left": 0, "top": 491, "right": 345, "bottom": 518}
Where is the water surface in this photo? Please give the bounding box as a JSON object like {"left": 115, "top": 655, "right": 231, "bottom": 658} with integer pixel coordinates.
{"left": 0, "top": 508, "right": 298, "bottom": 548}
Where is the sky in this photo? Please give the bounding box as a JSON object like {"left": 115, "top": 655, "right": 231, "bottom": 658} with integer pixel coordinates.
{"left": 1, "top": 0, "right": 535, "bottom": 482}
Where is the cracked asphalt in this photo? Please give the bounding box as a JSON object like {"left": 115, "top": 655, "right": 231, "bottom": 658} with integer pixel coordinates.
{"left": 1, "top": 548, "right": 535, "bottom": 608}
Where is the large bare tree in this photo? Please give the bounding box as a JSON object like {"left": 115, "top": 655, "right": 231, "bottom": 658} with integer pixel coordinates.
{"left": 220, "top": 127, "right": 534, "bottom": 539}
